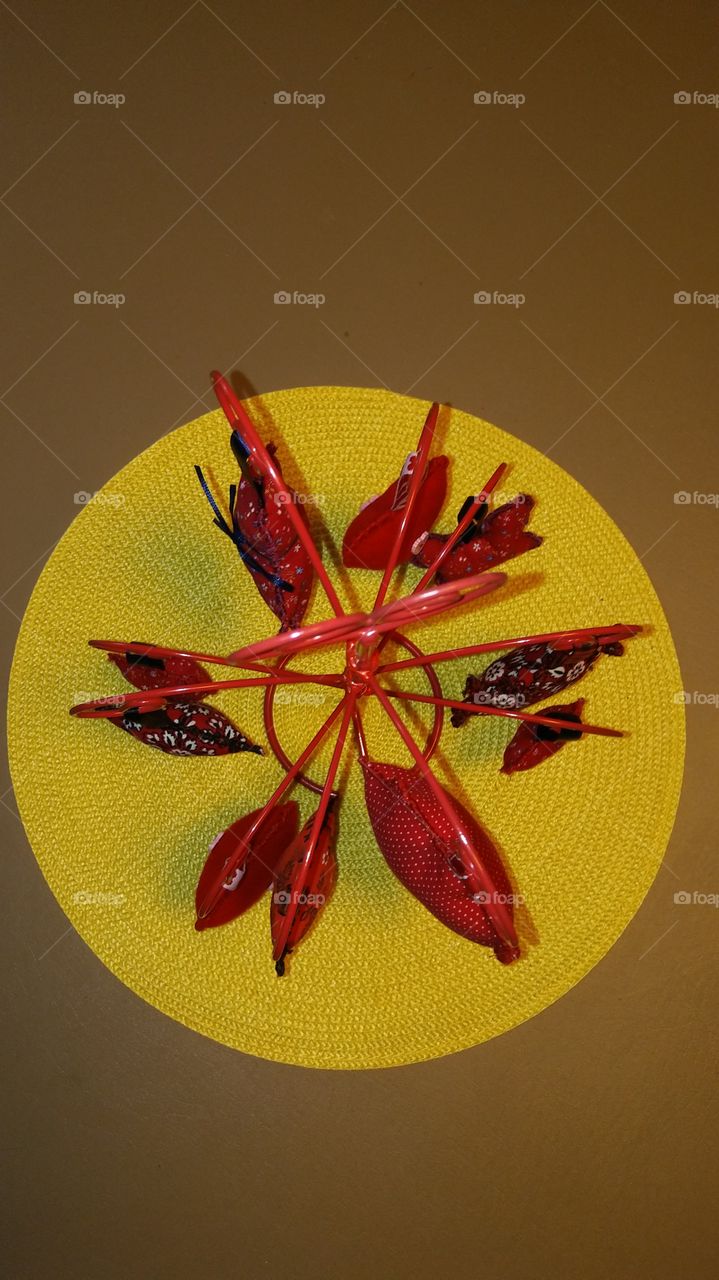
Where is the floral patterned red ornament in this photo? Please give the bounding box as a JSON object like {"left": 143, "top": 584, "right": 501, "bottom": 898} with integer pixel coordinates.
{"left": 450, "top": 634, "right": 626, "bottom": 725}
{"left": 69, "top": 374, "right": 642, "bottom": 975}
{"left": 411, "top": 492, "right": 542, "bottom": 581}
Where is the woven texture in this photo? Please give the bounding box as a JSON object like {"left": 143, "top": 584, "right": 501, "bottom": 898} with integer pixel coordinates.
{"left": 8, "top": 387, "right": 684, "bottom": 1069}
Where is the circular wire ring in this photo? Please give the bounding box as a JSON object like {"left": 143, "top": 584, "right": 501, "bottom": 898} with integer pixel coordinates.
{"left": 263, "top": 630, "right": 444, "bottom": 795}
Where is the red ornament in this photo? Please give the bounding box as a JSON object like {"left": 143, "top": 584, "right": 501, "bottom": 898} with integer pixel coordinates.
{"left": 411, "top": 493, "right": 541, "bottom": 581}
{"left": 196, "top": 437, "right": 313, "bottom": 631}
{"left": 195, "top": 802, "right": 299, "bottom": 930}
{"left": 270, "top": 801, "right": 339, "bottom": 975}
{"left": 108, "top": 642, "right": 210, "bottom": 690}
{"left": 115, "top": 700, "right": 262, "bottom": 757}
{"left": 451, "top": 636, "right": 625, "bottom": 727}
{"left": 363, "top": 760, "right": 519, "bottom": 964}
{"left": 342, "top": 453, "right": 448, "bottom": 570}
{"left": 501, "top": 699, "right": 585, "bottom": 774}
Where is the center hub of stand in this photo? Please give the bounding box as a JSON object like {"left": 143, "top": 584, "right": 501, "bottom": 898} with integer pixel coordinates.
{"left": 263, "top": 631, "right": 445, "bottom": 795}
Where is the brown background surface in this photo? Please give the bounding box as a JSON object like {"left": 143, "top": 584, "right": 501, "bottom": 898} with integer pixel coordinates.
{"left": 1, "top": 3, "right": 717, "bottom": 1277}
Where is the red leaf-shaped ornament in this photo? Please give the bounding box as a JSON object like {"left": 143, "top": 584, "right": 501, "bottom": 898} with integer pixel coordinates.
{"left": 230, "top": 439, "right": 313, "bottom": 630}
{"left": 501, "top": 699, "right": 584, "bottom": 775}
{"left": 270, "top": 802, "right": 339, "bottom": 975}
{"left": 195, "top": 801, "right": 300, "bottom": 930}
{"left": 342, "top": 454, "right": 448, "bottom": 570}
{"left": 108, "top": 642, "right": 211, "bottom": 691}
{"left": 196, "top": 434, "right": 314, "bottom": 632}
{"left": 114, "top": 700, "right": 262, "bottom": 756}
{"left": 363, "top": 760, "right": 520, "bottom": 964}
{"left": 451, "top": 636, "right": 625, "bottom": 727}
{"left": 411, "top": 494, "right": 541, "bottom": 582}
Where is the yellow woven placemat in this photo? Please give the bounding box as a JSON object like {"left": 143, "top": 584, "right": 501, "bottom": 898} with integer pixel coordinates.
{"left": 8, "top": 387, "right": 684, "bottom": 1069}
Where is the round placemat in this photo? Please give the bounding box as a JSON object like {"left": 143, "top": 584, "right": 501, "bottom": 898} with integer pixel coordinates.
{"left": 8, "top": 387, "right": 684, "bottom": 1069}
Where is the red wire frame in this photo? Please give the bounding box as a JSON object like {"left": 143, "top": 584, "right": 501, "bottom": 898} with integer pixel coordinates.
{"left": 75, "top": 388, "right": 646, "bottom": 956}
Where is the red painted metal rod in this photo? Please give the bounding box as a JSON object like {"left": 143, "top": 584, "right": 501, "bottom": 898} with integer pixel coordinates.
{"left": 376, "top": 624, "right": 644, "bottom": 675}
{"left": 378, "top": 687, "right": 624, "bottom": 737}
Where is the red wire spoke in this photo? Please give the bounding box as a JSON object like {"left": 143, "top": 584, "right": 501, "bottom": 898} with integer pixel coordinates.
{"left": 376, "top": 624, "right": 643, "bottom": 675}
{"left": 225, "top": 574, "right": 505, "bottom": 672}
{"left": 89, "top": 638, "right": 274, "bottom": 674}
{"left": 225, "top": 611, "right": 369, "bottom": 667}
{"left": 372, "top": 401, "right": 439, "bottom": 612}
{"left": 368, "top": 570, "right": 506, "bottom": 636}
{"left": 70, "top": 672, "right": 345, "bottom": 719}
{"left": 367, "top": 673, "right": 517, "bottom": 948}
{"left": 378, "top": 687, "right": 624, "bottom": 738}
{"left": 196, "top": 693, "right": 352, "bottom": 921}
{"left": 412, "top": 461, "right": 508, "bottom": 593}
{"left": 211, "top": 371, "right": 345, "bottom": 618}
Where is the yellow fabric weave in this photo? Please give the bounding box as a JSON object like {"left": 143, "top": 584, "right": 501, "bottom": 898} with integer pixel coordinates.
{"left": 8, "top": 388, "right": 684, "bottom": 1069}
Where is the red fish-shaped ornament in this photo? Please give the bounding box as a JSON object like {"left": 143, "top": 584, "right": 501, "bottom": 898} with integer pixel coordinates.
{"left": 451, "top": 635, "right": 625, "bottom": 726}
{"left": 501, "top": 699, "right": 585, "bottom": 774}
{"left": 195, "top": 801, "right": 300, "bottom": 930}
{"left": 342, "top": 451, "right": 448, "bottom": 570}
{"left": 411, "top": 493, "right": 541, "bottom": 582}
{"left": 115, "top": 700, "right": 262, "bottom": 757}
{"left": 362, "top": 760, "right": 519, "bottom": 964}
{"left": 107, "top": 642, "right": 210, "bottom": 691}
